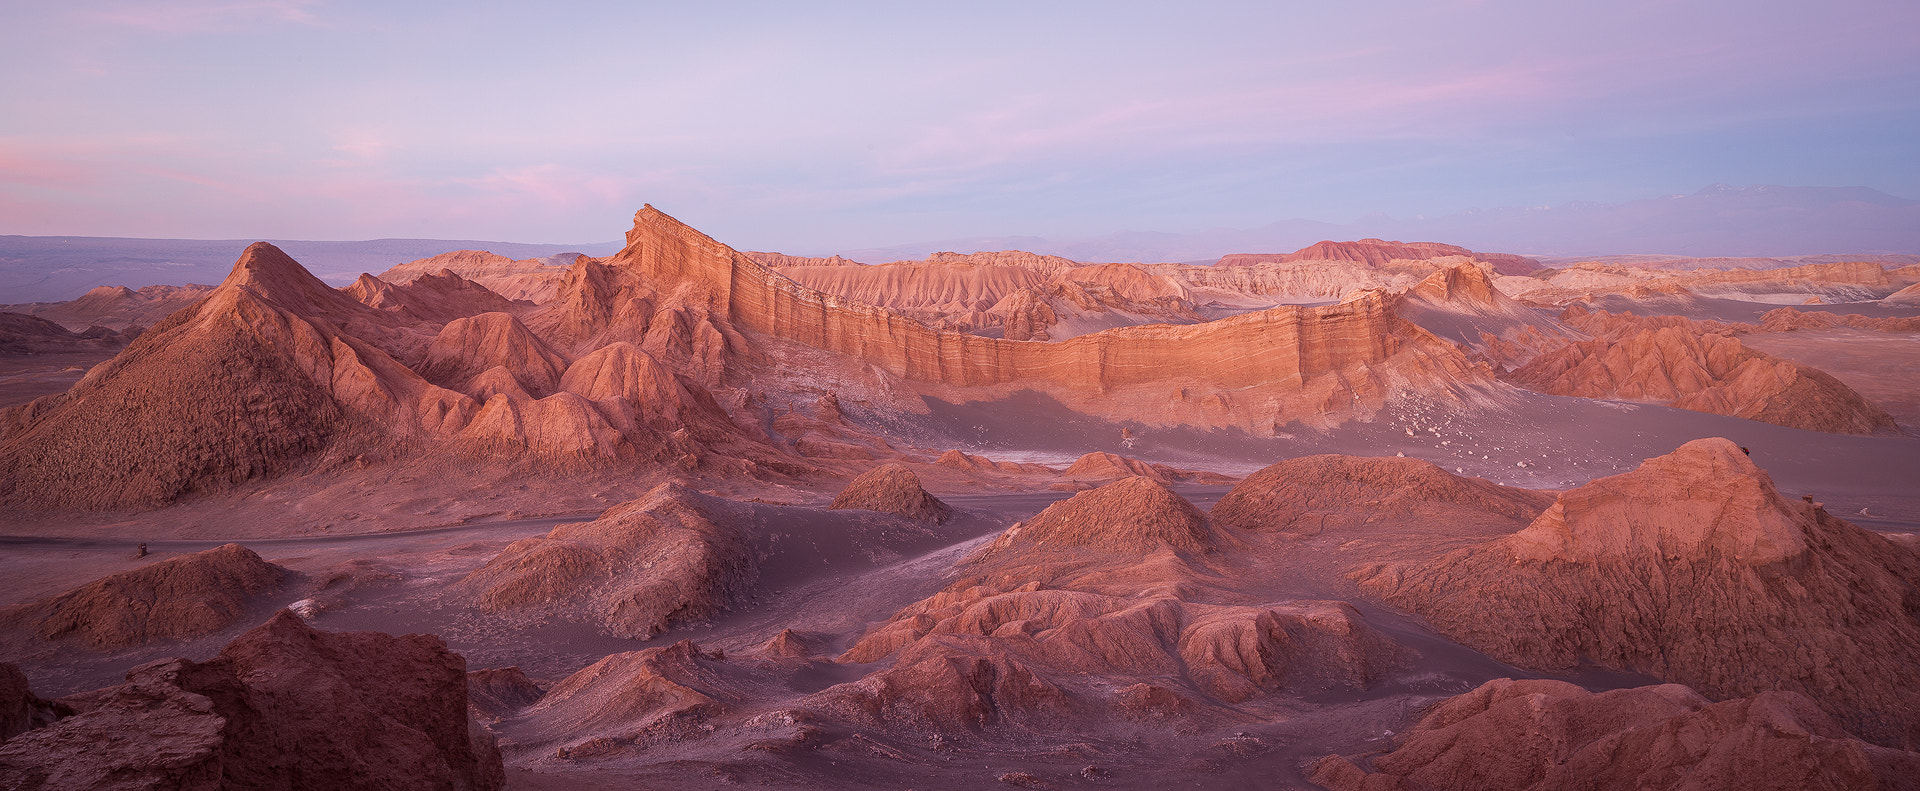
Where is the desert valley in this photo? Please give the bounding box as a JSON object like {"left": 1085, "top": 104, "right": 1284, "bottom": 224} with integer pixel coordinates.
{"left": 1, "top": 205, "right": 1918, "bottom": 790}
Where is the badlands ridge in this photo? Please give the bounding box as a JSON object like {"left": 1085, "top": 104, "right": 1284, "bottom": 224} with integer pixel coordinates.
{"left": 1, "top": 207, "right": 1918, "bottom": 789}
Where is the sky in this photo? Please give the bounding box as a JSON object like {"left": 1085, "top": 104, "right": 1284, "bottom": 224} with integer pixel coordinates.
{"left": 3, "top": 0, "right": 1918, "bottom": 254}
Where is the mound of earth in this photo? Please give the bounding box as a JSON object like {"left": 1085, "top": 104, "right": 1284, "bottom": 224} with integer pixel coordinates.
{"left": 1211, "top": 454, "right": 1553, "bottom": 537}
{"left": 0, "top": 543, "right": 290, "bottom": 651}
{"left": 1357, "top": 438, "right": 1920, "bottom": 748}
{"left": 459, "top": 483, "right": 756, "bottom": 639}
{"left": 991, "top": 476, "right": 1214, "bottom": 555}
{"left": 1060, "top": 451, "right": 1165, "bottom": 482}
{"left": 828, "top": 463, "right": 952, "bottom": 523}
{"left": 1507, "top": 324, "right": 1898, "bottom": 434}
{"left": 0, "top": 610, "right": 503, "bottom": 789}
{"left": 1309, "top": 678, "right": 1920, "bottom": 791}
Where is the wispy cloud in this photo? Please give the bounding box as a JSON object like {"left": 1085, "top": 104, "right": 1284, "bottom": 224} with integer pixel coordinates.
{"left": 86, "top": 0, "right": 321, "bottom": 33}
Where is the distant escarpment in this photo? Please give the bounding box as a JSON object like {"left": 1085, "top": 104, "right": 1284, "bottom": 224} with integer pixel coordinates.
{"left": 1358, "top": 438, "right": 1920, "bottom": 749}
{"left": 1219, "top": 239, "right": 1542, "bottom": 275}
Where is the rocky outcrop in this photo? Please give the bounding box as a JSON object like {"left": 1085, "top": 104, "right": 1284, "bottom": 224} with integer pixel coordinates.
{"left": 1507, "top": 324, "right": 1898, "bottom": 434}
{"left": 828, "top": 463, "right": 953, "bottom": 523}
{"left": 0, "top": 243, "right": 479, "bottom": 509}
{"left": 1886, "top": 281, "right": 1920, "bottom": 305}
{"left": 460, "top": 483, "right": 756, "bottom": 639}
{"left": 591, "top": 206, "right": 1487, "bottom": 434}
{"left": 1210, "top": 455, "right": 1552, "bottom": 537}
{"left": 0, "top": 611, "right": 504, "bottom": 789}
{"left": 378, "top": 249, "right": 573, "bottom": 303}
{"left": 1220, "top": 239, "right": 1541, "bottom": 275}
{"left": 776, "top": 261, "right": 1043, "bottom": 327}
{"left": 1357, "top": 438, "right": 1920, "bottom": 748}
{"left": 1309, "top": 678, "right": 1920, "bottom": 791}
{"left": 745, "top": 251, "right": 864, "bottom": 268}
{"left": 346, "top": 269, "right": 524, "bottom": 324}
{"left": 0, "top": 664, "right": 68, "bottom": 743}
{"left": 0, "top": 543, "right": 290, "bottom": 651}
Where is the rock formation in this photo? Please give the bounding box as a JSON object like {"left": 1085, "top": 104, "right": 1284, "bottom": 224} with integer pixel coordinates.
{"left": 828, "top": 463, "right": 953, "bottom": 523}
{"left": 0, "top": 664, "right": 67, "bottom": 743}
{"left": 1210, "top": 454, "right": 1552, "bottom": 537}
{"left": 744, "top": 251, "right": 864, "bottom": 268}
{"left": 1220, "top": 239, "right": 1541, "bottom": 275}
{"left": 1309, "top": 678, "right": 1920, "bottom": 791}
{"left": 378, "top": 249, "right": 575, "bottom": 303}
{"left": 1507, "top": 324, "right": 1898, "bottom": 434}
{"left": 0, "top": 611, "right": 504, "bottom": 789}
{"left": 1059, "top": 451, "right": 1164, "bottom": 482}
{"left": 346, "top": 268, "right": 524, "bottom": 324}
{"left": 0, "top": 283, "right": 212, "bottom": 332}
{"left": 1358, "top": 438, "right": 1920, "bottom": 748}
{"left": 0, "top": 543, "right": 291, "bottom": 651}
{"left": 460, "top": 483, "right": 756, "bottom": 639}
{"left": 829, "top": 478, "right": 1403, "bottom": 733}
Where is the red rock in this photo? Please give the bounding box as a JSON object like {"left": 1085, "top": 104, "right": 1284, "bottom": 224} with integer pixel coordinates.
{"left": 1310, "top": 678, "right": 1920, "bottom": 791}
{"left": 0, "top": 663, "right": 68, "bottom": 743}
{"left": 1508, "top": 324, "right": 1897, "bottom": 434}
{"left": 1211, "top": 454, "right": 1552, "bottom": 537}
{"left": 0, "top": 610, "right": 503, "bottom": 790}
{"left": 828, "top": 463, "right": 953, "bottom": 523}
{"left": 459, "top": 483, "right": 755, "bottom": 639}
{"left": 1358, "top": 438, "right": 1920, "bottom": 748}
{"left": 0, "top": 543, "right": 290, "bottom": 651}
{"left": 1220, "top": 239, "right": 1540, "bottom": 275}
{"left": 991, "top": 476, "right": 1213, "bottom": 555}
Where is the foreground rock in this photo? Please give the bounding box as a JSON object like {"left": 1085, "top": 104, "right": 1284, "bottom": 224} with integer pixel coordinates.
{"left": 0, "top": 543, "right": 290, "bottom": 651}
{"left": 0, "top": 664, "right": 67, "bottom": 742}
{"left": 0, "top": 611, "right": 503, "bottom": 789}
{"left": 1358, "top": 438, "right": 1920, "bottom": 748}
{"left": 1309, "top": 678, "right": 1920, "bottom": 791}
{"left": 828, "top": 463, "right": 953, "bottom": 523}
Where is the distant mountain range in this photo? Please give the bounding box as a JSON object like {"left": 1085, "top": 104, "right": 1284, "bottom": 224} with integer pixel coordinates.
{"left": 4, "top": 184, "right": 1916, "bottom": 303}
{"left": 0, "top": 237, "right": 624, "bottom": 304}
{"left": 836, "top": 184, "right": 1920, "bottom": 264}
